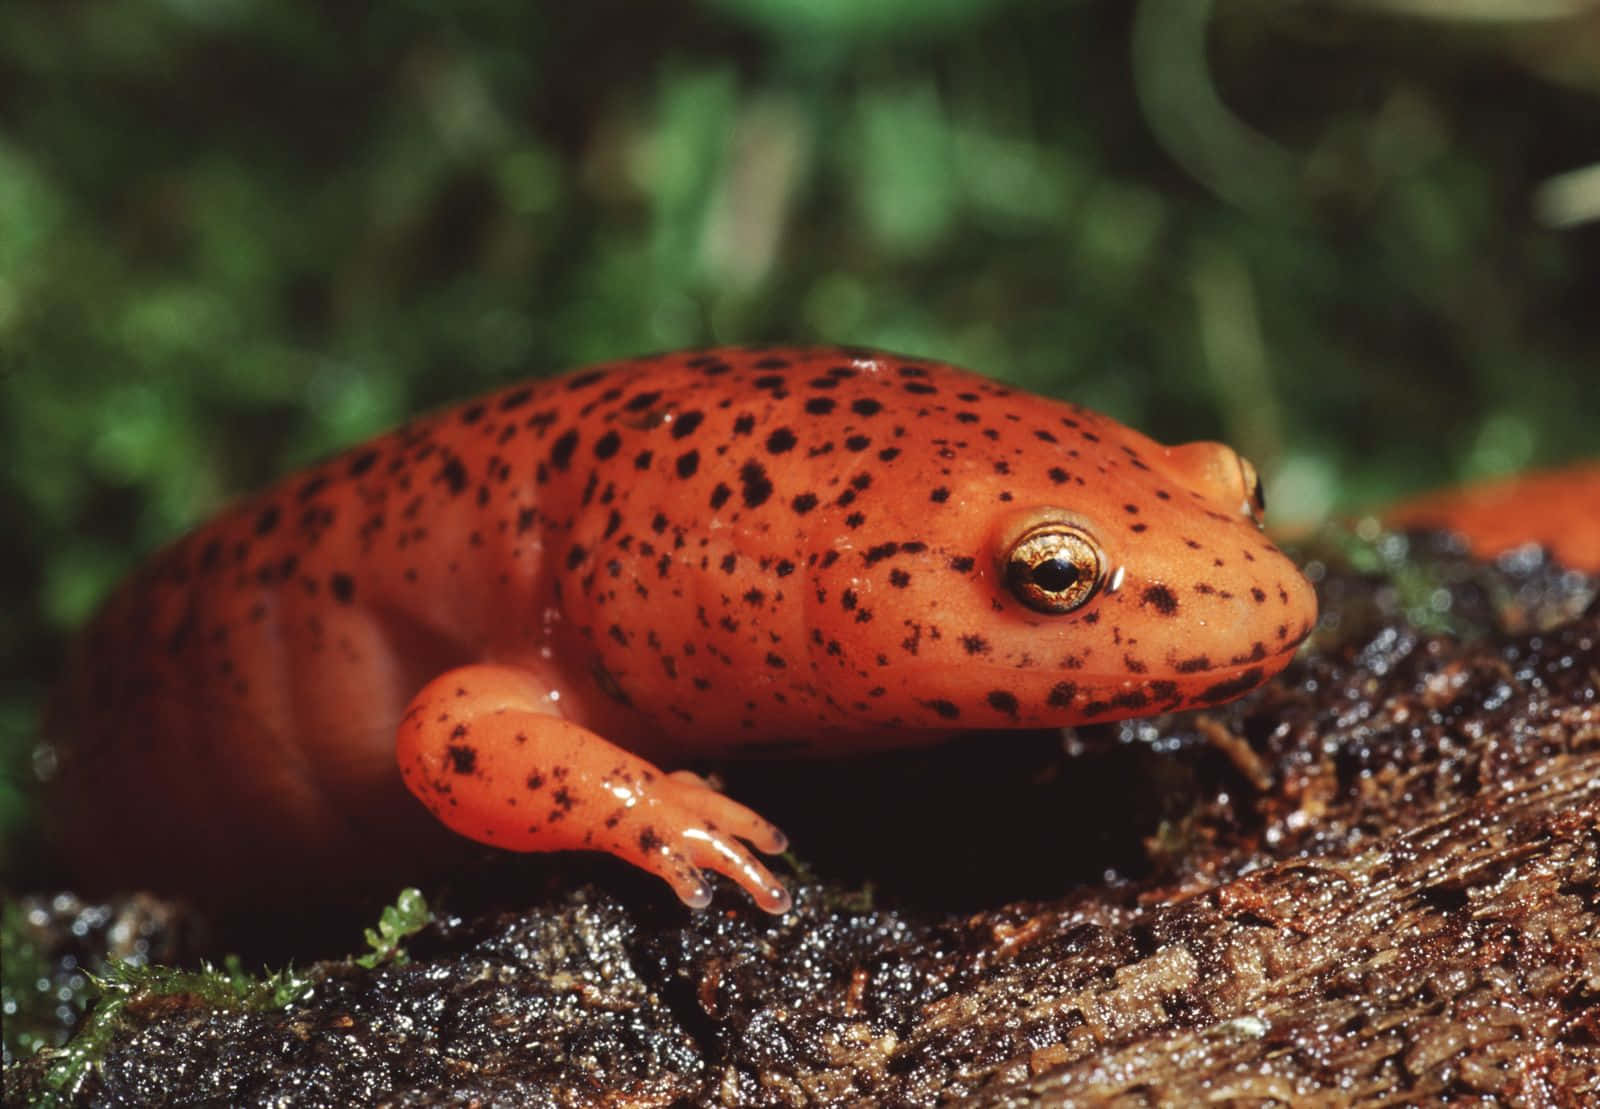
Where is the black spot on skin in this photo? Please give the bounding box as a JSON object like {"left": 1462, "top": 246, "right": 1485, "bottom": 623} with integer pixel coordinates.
{"left": 864, "top": 542, "right": 899, "bottom": 564}
{"left": 634, "top": 450, "right": 653, "bottom": 471}
{"left": 732, "top": 413, "right": 755, "bottom": 435}
{"left": 776, "top": 559, "right": 795, "bottom": 577}
{"left": 517, "top": 507, "right": 537, "bottom": 534}
{"left": 743, "top": 588, "right": 765, "bottom": 606}
{"left": 740, "top": 460, "right": 774, "bottom": 508}
{"left": 330, "top": 573, "right": 355, "bottom": 604}
{"left": 550, "top": 429, "right": 580, "bottom": 470}
{"left": 1048, "top": 682, "right": 1076, "bottom": 707}
{"left": 889, "top": 569, "right": 911, "bottom": 587}
{"left": 436, "top": 456, "right": 468, "bottom": 495}
{"left": 593, "top": 430, "right": 622, "bottom": 459}
{"left": 564, "top": 370, "right": 606, "bottom": 391}
{"left": 460, "top": 403, "right": 486, "bottom": 425}
{"left": 930, "top": 487, "right": 950, "bottom": 503}
{"left": 499, "top": 387, "right": 534, "bottom": 410}
{"left": 566, "top": 544, "right": 587, "bottom": 571}
{"left": 446, "top": 744, "right": 477, "bottom": 774}
{"left": 903, "top": 382, "right": 937, "bottom": 395}
{"left": 841, "top": 589, "right": 858, "bottom": 611}
{"left": 845, "top": 435, "right": 871, "bottom": 452}
{"left": 297, "top": 475, "right": 329, "bottom": 502}
{"left": 752, "top": 374, "right": 785, "bottom": 390}
{"left": 1251, "top": 587, "right": 1268, "bottom": 603}
{"left": 348, "top": 449, "right": 380, "bottom": 477}
{"left": 1048, "top": 467, "right": 1069, "bottom": 485}
{"left": 254, "top": 505, "right": 280, "bottom": 536}
{"left": 960, "top": 635, "right": 989, "bottom": 656}
{"left": 672, "top": 411, "right": 704, "bottom": 439}
{"left": 878, "top": 447, "right": 901, "bottom": 462}
{"left": 766, "top": 427, "right": 798, "bottom": 454}
{"left": 1034, "top": 429, "right": 1059, "bottom": 444}
{"left": 1141, "top": 585, "right": 1179, "bottom": 615}
{"left": 1175, "top": 656, "right": 1212, "bottom": 673}
{"left": 987, "top": 690, "right": 1019, "bottom": 717}
{"left": 624, "top": 390, "right": 662, "bottom": 412}
{"left": 949, "top": 556, "right": 975, "bottom": 573}
{"left": 709, "top": 483, "right": 732, "bottom": 509}
{"left": 922, "top": 699, "right": 960, "bottom": 720}
{"left": 676, "top": 450, "right": 700, "bottom": 478}
{"left": 720, "top": 554, "right": 737, "bottom": 574}
{"left": 765, "top": 652, "right": 787, "bottom": 669}
{"left": 1196, "top": 667, "right": 1265, "bottom": 705}
{"left": 852, "top": 397, "right": 882, "bottom": 417}
{"left": 1112, "top": 690, "right": 1148, "bottom": 711}
{"left": 791, "top": 492, "right": 818, "bottom": 515}
{"left": 845, "top": 512, "right": 866, "bottom": 528}
{"left": 805, "top": 396, "right": 837, "bottom": 415}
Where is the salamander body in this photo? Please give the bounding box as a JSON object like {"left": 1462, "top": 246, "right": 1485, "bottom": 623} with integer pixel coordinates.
{"left": 47, "top": 347, "right": 1317, "bottom": 910}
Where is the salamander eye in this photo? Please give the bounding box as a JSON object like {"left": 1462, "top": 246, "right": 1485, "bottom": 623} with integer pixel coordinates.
{"left": 1003, "top": 523, "right": 1104, "bottom": 614}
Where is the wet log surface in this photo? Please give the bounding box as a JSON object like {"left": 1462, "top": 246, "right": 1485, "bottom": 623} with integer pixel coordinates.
{"left": 6, "top": 534, "right": 1599, "bottom": 1106}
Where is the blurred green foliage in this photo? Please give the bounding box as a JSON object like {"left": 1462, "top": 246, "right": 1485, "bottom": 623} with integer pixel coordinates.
{"left": 2, "top": 0, "right": 1597, "bottom": 870}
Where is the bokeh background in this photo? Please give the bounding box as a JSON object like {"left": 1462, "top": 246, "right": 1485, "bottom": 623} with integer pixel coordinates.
{"left": 2, "top": 0, "right": 1597, "bottom": 868}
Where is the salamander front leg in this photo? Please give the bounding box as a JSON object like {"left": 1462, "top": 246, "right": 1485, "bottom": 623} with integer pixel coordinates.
{"left": 395, "top": 663, "right": 791, "bottom": 913}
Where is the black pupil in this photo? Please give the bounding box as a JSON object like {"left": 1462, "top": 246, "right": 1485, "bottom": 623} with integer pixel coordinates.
{"left": 1031, "top": 556, "right": 1080, "bottom": 593}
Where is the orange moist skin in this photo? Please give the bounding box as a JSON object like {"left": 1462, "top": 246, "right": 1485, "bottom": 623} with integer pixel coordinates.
{"left": 47, "top": 347, "right": 1317, "bottom": 911}
{"left": 1384, "top": 461, "right": 1600, "bottom": 574}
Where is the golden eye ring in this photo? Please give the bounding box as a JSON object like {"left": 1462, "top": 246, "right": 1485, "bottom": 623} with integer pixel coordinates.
{"left": 1002, "top": 522, "right": 1104, "bottom": 614}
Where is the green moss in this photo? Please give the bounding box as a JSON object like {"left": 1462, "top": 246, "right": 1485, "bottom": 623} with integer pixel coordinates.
{"left": 356, "top": 887, "right": 431, "bottom": 969}
{"left": 25, "top": 956, "right": 311, "bottom": 1105}
{"left": 1, "top": 900, "right": 70, "bottom": 1066}
{"left": 11, "top": 889, "right": 428, "bottom": 1100}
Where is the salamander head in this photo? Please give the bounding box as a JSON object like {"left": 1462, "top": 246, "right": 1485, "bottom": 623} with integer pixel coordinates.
{"left": 801, "top": 372, "right": 1316, "bottom": 730}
